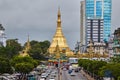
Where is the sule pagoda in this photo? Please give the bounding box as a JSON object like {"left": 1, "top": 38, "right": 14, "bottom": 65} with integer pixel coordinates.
{"left": 48, "top": 8, "right": 74, "bottom": 57}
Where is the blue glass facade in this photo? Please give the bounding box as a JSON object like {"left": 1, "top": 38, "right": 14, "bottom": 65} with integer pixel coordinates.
{"left": 86, "top": 0, "right": 94, "bottom": 18}
{"left": 103, "top": 0, "right": 111, "bottom": 41}
{"left": 96, "top": 1, "right": 102, "bottom": 17}
{"left": 85, "top": 0, "right": 111, "bottom": 42}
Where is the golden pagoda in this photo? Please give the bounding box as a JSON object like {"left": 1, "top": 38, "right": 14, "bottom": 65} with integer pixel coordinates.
{"left": 48, "top": 8, "right": 74, "bottom": 56}
{"left": 20, "top": 35, "right": 31, "bottom": 57}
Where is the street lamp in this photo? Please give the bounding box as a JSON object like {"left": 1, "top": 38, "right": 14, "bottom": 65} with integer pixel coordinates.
{"left": 54, "top": 43, "right": 61, "bottom": 80}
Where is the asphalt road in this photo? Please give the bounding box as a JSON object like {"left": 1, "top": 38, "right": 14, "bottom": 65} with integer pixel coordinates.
{"left": 61, "top": 70, "right": 87, "bottom": 80}
{"left": 38, "top": 67, "right": 88, "bottom": 80}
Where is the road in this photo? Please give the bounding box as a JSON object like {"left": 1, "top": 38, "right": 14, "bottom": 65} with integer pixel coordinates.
{"left": 38, "top": 67, "right": 88, "bottom": 80}
{"left": 61, "top": 70, "right": 87, "bottom": 80}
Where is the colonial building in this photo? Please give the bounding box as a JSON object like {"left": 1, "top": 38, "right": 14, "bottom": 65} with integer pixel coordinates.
{"left": 86, "top": 40, "right": 108, "bottom": 59}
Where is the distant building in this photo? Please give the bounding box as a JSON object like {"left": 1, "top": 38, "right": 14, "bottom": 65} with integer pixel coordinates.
{"left": 80, "top": 1, "right": 86, "bottom": 53}
{"left": 108, "top": 34, "right": 114, "bottom": 57}
{"left": 0, "top": 24, "right": 6, "bottom": 47}
{"left": 86, "top": 19, "right": 104, "bottom": 44}
{"left": 113, "top": 28, "right": 120, "bottom": 57}
{"left": 87, "top": 40, "right": 106, "bottom": 55}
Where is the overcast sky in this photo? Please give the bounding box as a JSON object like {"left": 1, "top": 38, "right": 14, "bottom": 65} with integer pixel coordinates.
{"left": 0, "top": 0, "right": 119, "bottom": 49}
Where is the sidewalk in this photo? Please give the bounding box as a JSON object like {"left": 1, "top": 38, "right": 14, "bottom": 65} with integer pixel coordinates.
{"left": 80, "top": 70, "right": 95, "bottom": 80}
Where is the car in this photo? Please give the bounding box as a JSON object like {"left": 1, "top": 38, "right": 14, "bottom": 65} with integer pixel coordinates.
{"left": 0, "top": 76, "right": 11, "bottom": 80}
{"left": 40, "top": 78, "right": 45, "bottom": 80}
{"left": 68, "top": 70, "right": 72, "bottom": 74}
{"left": 70, "top": 72, "right": 76, "bottom": 76}
{"left": 74, "top": 68, "right": 79, "bottom": 72}
{"left": 51, "top": 71, "right": 57, "bottom": 77}
{"left": 41, "top": 73, "right": 47, "bottom": 79}
{"left": 63, "top": 68, "right": 67, "bottom": 71}
{"left": 49, "top": 76, "right": 55, "bottom": 80}
{"left": 49, "top": 78, "right": 55, "bottom": 80}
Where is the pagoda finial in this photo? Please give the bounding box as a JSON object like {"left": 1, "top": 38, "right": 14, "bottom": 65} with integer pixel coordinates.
{"left": 28, "top": 34, "right": 30, "bottom": 42}
{"left": 57, "top": 7, "right": 61, "bottom": 27}
{"left": 26, "top": 34, "right": 31, "bottom": 50}
{"left": 58, "top": 7, "right": 61, "bottom": 16}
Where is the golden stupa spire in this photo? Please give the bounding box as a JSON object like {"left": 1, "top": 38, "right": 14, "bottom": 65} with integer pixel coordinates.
{"left": 26, "top": 35, "right": 31, "bottom": 50}
{"left": 20, "top": 35, "right": 31, "bottom": 57}
{"left": 48, "top": 8, "right": 74, "bottom": 56}
{"left": 54, "top": 7, "right": 64, "bottom": 37}
{"left": 57, "top": 7, "right": 61, "bottom": 23}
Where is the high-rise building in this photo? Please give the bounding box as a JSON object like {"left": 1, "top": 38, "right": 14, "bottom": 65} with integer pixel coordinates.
{"left": 80, "top": 1, "right": 85, "bottom": 45}
{"left": 85, "top": 0, "right": 112, "bottom": 45}
{"left": 86, "top": 19, "right": 104, "bottom": 44}
{"left": 0, "top": 24, "right": 6, "bottom": 47}
{"left": 80, "top": 1, "right": 86, "bottom": 53}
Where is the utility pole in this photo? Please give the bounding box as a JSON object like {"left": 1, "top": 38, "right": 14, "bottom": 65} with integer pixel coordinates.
{"left": 54, "top": 42, "right": 61, "bottom": 80}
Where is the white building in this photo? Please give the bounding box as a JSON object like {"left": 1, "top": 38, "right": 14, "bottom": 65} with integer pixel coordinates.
{"left": 87, "top": 41, "right": 106, "bottom": 55}
{"left": 0, "top": 24, "right": 6, "bottom": 47}
{"left": 108, "top": 34, "right": 114, "bottom": 57}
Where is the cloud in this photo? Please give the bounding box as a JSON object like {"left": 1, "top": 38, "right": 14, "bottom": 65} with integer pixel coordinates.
{"left": 0, "top": 0, "right": 119, "bottom": 49}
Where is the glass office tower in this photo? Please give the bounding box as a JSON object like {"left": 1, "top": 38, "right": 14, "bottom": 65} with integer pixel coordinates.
{"left": 103, "top": 0, "right": 112, "bottom": 41}
{"left": 85, "top": 0, "right": 112, "bottom": 44}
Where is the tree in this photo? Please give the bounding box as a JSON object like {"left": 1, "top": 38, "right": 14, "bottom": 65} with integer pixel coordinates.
{"left": 0, "top": 57, "right": 12, "bottom": 74}
{"left": 10, "top": 56, "right": 39, "bottom": 73}
{"left": 28, "top": 40, "right": 50, "bottom": 60}
{"left": 6, "top": 39, "right": 22, "bottom": 51}
{"left": 99, "top": 63, "right": 120, "bottom": 80}
{"left": 110, "top": 57, "right": 120, "bottom": 63}
{"left": 15, "top": 62, "right": 34, "bottom": 74}
{"left": 4, "top": 39, "right": 22, "bottom": 58}
{"left": 39, "top": 40, "right": 50, "bottom": 56}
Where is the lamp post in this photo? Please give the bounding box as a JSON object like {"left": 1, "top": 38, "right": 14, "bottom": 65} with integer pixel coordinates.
{"left": 58, "top": 58, "right": 60, "bottom": 80}
{"left": 54, "top": 43, "right": 61, "bottom": 80}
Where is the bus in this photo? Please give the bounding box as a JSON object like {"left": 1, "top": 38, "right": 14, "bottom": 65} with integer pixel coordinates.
{"left": 68, "top": 58, "right": 78, "bottom": 70}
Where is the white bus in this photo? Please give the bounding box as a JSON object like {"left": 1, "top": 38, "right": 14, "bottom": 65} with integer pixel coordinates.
{"left": 68, "top": 58, "right": 78, "bottom": 70}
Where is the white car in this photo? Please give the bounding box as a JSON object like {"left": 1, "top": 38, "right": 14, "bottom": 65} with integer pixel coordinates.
{"left": 41, "top": 73, "right": 47, "bottom": 79}
{"left": 0, "top": 76, "right": 11, "bottom": 80}
{"left": 49, "top": 76, "right": 55, "bottom": 80}
{"left": 40, "top": 78, "right": 45, "bottom": 80}
{"left": 70, "top": 72, "right": 76, "bottom": 76}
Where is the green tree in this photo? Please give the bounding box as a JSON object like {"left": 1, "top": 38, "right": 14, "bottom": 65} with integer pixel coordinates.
{"left": 110, "top": 57, "right": 120, "bottom": 63}
{"left": 0, "top": 57, "right": 12, "bottom": 74}
{"left": 10, "top": 56, "right": 38, "bottom": 73}
{"left": 99, "top": 63, "right": 120, "bottom": 80}
{"left": 15, "top": 62, "right": 34, "bottom": 74}
{"left": 28, "top": 40, "right": 50, "bottom": 60}
{"left": 4, "top": 39, "right": 22, "bottom": 58}
{"left": 6, "top": 39, "right": 22, "bottom": 51}
{"left": 39, "top": 40, "right": 50, "bottom": 56}
{"left": 78, "top": 59, "right": 107, "bottom": 75}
